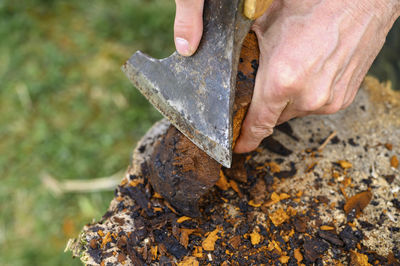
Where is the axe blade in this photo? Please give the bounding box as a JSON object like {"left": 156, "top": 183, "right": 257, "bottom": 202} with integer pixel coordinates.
{"left": 122, "top": 0, "right": 251, "bottom": 168}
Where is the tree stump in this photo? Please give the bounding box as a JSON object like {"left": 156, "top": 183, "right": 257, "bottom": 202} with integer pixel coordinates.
{"left": 67, "top": 77, "right": 400, "bottom": 265}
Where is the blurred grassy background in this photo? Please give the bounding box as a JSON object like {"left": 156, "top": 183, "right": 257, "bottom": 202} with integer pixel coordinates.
{"left": 0, "top": 0, "right": 398, "bottom": 265}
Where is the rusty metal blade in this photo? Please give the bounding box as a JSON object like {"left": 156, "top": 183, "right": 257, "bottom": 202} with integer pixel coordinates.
{"left": 122, "top": 0, "right": 251, "bottom": 168}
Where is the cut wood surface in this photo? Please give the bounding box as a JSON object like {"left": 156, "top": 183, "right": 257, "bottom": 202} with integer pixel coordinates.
{"left": 67, "top": 77, "right": 400, "bottom": 265}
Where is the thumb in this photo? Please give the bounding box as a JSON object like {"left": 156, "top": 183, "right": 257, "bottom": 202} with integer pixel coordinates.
{"left": 174, "top": 0, "right": 204, "bottom": 56}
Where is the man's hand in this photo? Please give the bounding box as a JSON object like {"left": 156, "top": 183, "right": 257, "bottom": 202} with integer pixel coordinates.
{"left": 173, "top": 0, "right": 400, "bottom": 153}
{"left": 174, "top": 0, "right": 204, "bottom": 56}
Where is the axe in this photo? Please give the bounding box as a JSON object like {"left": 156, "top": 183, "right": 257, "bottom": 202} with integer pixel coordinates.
{"left": 122, "top": 0, "right": 273, "bottom": 216}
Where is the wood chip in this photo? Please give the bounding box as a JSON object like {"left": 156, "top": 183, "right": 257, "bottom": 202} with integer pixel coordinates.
{"left": 320, "top": 225, "right": 335, "bottom": 231}
{"left": 229, "top": 180, "right": 242, "bottom": 197}
{"left": 178, "top": 256, "right": 199, "bottom": 266}
{"left": 248, "top": 200, "right": 262, "bottom": 207}
{"left": 279, "top": 193, "right": 290, "bottom": 200}
{"left": 279, "top": 255, "right": 290, "bottom": 264}
{"left": 265, "top": 161, "right": 281, "bottom": 173}
{"left": 180, "top": 229, "right": 196, "bottom": 249}
{"left": 101, "top": 232, "right": 112, "bottom": 248}
{"left": 129, "top": 178, "right": 144, "bottom": 187}
{"left": 344, "top": 191, "right": 372, "bottom": 215}
{"left": 150, "top": 245, "right": 158, "bottom": 260}
{"left": 97, "top": 230, "right": 105, "bottom": 237}
{"left": 269, "top": 208, "right": 289, "bottom": 226}
{"left": 390, "top": 155, "right": 399, "bottom": 168}
{"left": 216, "top": 170, "right": 230, "bottom": 191}
{"left": 294, "top": 248, "right": 303, "bottom": 262}
{"left": 385, "top": 143, "right": 393, "bottom": 150}
{"left": 267, "top": 240, "right": 282, "bottom": 253}
{"left": 177, "top": 216, "right": 192, "bottom": 223}
{"left": 318, "top": 131, "right": 337, "bottom": 151}
{"left": 338, "top": 160, "right": 352, "bottom": 169}
{"left": 164, "top": 201, "right": 179, "bottom": 214}
{"left": 202, "top": 228, "right": 220, "bottom": 251}
{"left": 153, "top": 192, "right": 163, "bottom": 199}
{"left": 350, "top": 251, "right": 372, "bottom": 266}
{"left": 250, "top": 230, "right": 261, "bottom": 245}
{"left": 192, "top": 246, "right": 203, "bottom": 258}
{"left": 228, "top": 235, "right": 241, "bottom": 249}
{"left": 271, "top": 192, "right": 280, "bottom": 203}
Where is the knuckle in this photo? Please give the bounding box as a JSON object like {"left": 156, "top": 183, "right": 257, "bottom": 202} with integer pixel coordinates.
{"left": 302, "top": 89, "right": 331, "bottom": 112}
{"left": 270, "top": 60, "right": 304, "bottom": 97}
{"left": 322, "top": 100, "right": 343, "bottom": 114}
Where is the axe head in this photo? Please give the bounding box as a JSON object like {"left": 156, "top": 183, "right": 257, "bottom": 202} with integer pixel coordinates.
{"left": 122, "top": 0, "right": 251, "bottom": 167}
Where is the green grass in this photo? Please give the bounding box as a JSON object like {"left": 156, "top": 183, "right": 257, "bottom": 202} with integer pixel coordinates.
{"left": 0, "top": 0, "right": 174, "bottom": 265}
{"left": 0, "top": 1, "right": 398, "bottom": 265}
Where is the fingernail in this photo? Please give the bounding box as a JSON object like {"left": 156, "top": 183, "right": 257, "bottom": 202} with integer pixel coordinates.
{"left": 175, "top": 37, "right": 192, "bottom": 56}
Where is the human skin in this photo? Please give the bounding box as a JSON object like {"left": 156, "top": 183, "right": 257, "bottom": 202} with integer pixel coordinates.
{"left": 173, "top": 0, "right": 400, "bottom": 153}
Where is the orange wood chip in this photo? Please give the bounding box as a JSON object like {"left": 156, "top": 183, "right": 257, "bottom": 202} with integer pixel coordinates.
{"left": 248, "top": 200, "right": 262, "bottom": 207}
{"left": 192, "top": 246, "right": 203, "bottom": 258}
{"left": 350, "top": 251, "right": 371, "bottom": 266}
{"left": 150, "top": 245, "right": 158, "bottom": 261}
{"left": 129, "top": 178, "right": 144, "bottom": 187}
{"left": 344, "top": 191, "right": 372, "bottom": 215}
{"left": 338, "top": 160, "right": 352, "bottom": 169}
{"left": 279, "top": 255, "right": 290, "bottom": 264}
{"left": 271, "top": 192, "right": 280, "bottom": 203}
{"left": 320, "top": 225, "right": 335, "bottom": 231}
{"left": 279, "top": 193, "right": 290, "bottom": 200}
{"left": 177, "top": 216, "right": 192, "bottom": 223}
{"left": 120, "top": 178, "right": 128, "bottom": 186}
{"left": 294, "top": 248, "right": 303, "bottom": 262}
{"left": 216, "top": 170, "right": 230, "bottom": 191}
{"left": 101, "top": 231, "right": 112, "bottom": 248}
{"left": 153, "top": 192, "right": 163, "bottom": 199}
{"left": 250, "top": 230, "right": 261, "bottom": 245}
{"left": 180, "top": 229, "right": 196, "bottom": 249}
{"left": 229, "top": 180, "right": 242, "bottom": 197}
{"left": 269, "top": 208, "right": 289, "bottom": 226}
{"left": 267, "top": 192, "right": 291, "bottom": 206}
{"left": 177, "top": 256, "right": 199, "bottom": 266}
{"left": 97, "top": 230, "right": 105, "bottom": 237}
{"left": 202, "top": 228, "right": 220, "bottom": 251}
{"left": 267, "top": 240, "right": 282, "bottom": 253}
{"left": 265, "top": 161, "right": 281, "bottom": 173}
{"left": 390, "top": 155, "right": 399, "bottom": 168}
{"left": 385, "top": 143, "right": 393, "bottom": 150}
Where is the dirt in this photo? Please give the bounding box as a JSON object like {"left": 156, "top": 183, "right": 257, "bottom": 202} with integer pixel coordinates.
{"left": 67, "top": 78, "right": 400, "bottom": 265}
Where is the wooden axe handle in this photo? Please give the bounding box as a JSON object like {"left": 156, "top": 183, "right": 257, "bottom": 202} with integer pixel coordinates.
{"left": 232, "top": 31, "right": 259, "bottom": 147}
{"left": 244, "top": 0, "right": 274, "bottom": 20}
